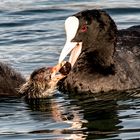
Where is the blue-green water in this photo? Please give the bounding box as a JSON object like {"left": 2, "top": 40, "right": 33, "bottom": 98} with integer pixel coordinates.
{"left": 0, "top": 0, "right": 140, "bottom": 139}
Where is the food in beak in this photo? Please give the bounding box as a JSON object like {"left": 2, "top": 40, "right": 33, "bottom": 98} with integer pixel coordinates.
{"left": 50, "top": 61, "right": 71, "bottom": 80}
{"left": 59, "top": 61, "right": 71, "bottom": 75}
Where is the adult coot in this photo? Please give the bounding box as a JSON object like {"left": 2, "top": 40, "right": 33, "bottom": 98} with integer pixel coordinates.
{"left": 58, "top": 9, "right": 140, "bottom": 93}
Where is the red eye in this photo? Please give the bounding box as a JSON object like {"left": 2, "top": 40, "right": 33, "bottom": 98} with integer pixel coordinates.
{"left": 81, "top": 24, "right": 87, "bottom": 32}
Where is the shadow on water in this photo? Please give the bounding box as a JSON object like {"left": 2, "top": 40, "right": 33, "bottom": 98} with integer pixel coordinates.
{"left": 24, "top": 88, "right": 140, "bottom": 139}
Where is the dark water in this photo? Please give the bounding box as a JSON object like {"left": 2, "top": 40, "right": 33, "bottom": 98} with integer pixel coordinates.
{"left": 0, "top": 0, "right": 140, "bottom": 139}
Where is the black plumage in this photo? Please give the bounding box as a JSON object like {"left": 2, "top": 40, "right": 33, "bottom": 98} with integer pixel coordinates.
{"left": 58, "top": 10, "right": 140, "bottom": 94}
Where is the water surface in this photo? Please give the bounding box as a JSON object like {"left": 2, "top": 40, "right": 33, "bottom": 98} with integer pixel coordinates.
{"left": 0, "top": 0, "right": 140, "bottom": 139}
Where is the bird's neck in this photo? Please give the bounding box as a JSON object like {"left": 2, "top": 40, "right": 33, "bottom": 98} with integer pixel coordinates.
{"left": 76, "top": 39, "right": 116, "bottom": 75}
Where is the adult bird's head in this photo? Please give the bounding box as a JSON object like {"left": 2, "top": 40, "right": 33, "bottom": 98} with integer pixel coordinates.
{"left": 59, "top": 10, "right": 117, "bottom": 67}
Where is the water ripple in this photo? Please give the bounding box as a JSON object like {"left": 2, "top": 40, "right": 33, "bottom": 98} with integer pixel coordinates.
{"left": 0, "top": 0, "right": 140, "bottom": 139}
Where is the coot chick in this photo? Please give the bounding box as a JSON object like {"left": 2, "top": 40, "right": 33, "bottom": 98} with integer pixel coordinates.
{"left": 19, "top": 62, "right": 71, "bottom": 99}
{"left": 58, "top": 9, "right": 140, "bottom": 94}
{"left": 0, "top": 62, "right": 25, "bottom": 97}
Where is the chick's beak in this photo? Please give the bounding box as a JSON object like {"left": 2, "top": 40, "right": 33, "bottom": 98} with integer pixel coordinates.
{"left": 51, "top": 63, "right": 62, "bottom": 73}
{"left": 49, "top": 63, "right": 65, "bottom": 81}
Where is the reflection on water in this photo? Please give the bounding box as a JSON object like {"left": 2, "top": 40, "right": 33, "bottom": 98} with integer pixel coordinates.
{"left": 0, "top": 0, "right": 140, "bottom": 139}
{"left": 1, "top": 90, "right": 140, "bottom": 139}
{"left": 26, "top": 96, "right": 87, "bottom": 139}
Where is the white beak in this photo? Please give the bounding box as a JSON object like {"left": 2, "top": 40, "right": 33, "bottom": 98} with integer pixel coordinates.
{"left": 59, "top": 16, "right": 82, "bottom": 67}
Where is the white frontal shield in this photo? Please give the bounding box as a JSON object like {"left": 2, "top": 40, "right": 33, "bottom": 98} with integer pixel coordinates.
{"left": 59, "top": 16, "right": 82, "bottom": 67}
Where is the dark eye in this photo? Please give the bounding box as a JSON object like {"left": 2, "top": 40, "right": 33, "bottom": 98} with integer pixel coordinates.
{"left": 81, "top": 24, "right": 87, "bottom": 32}
{"left": 48, "top": 75, "right": 51, "bottom": 79}
{"left": 48, "top": 72, "right": 52, "bottom": 80}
